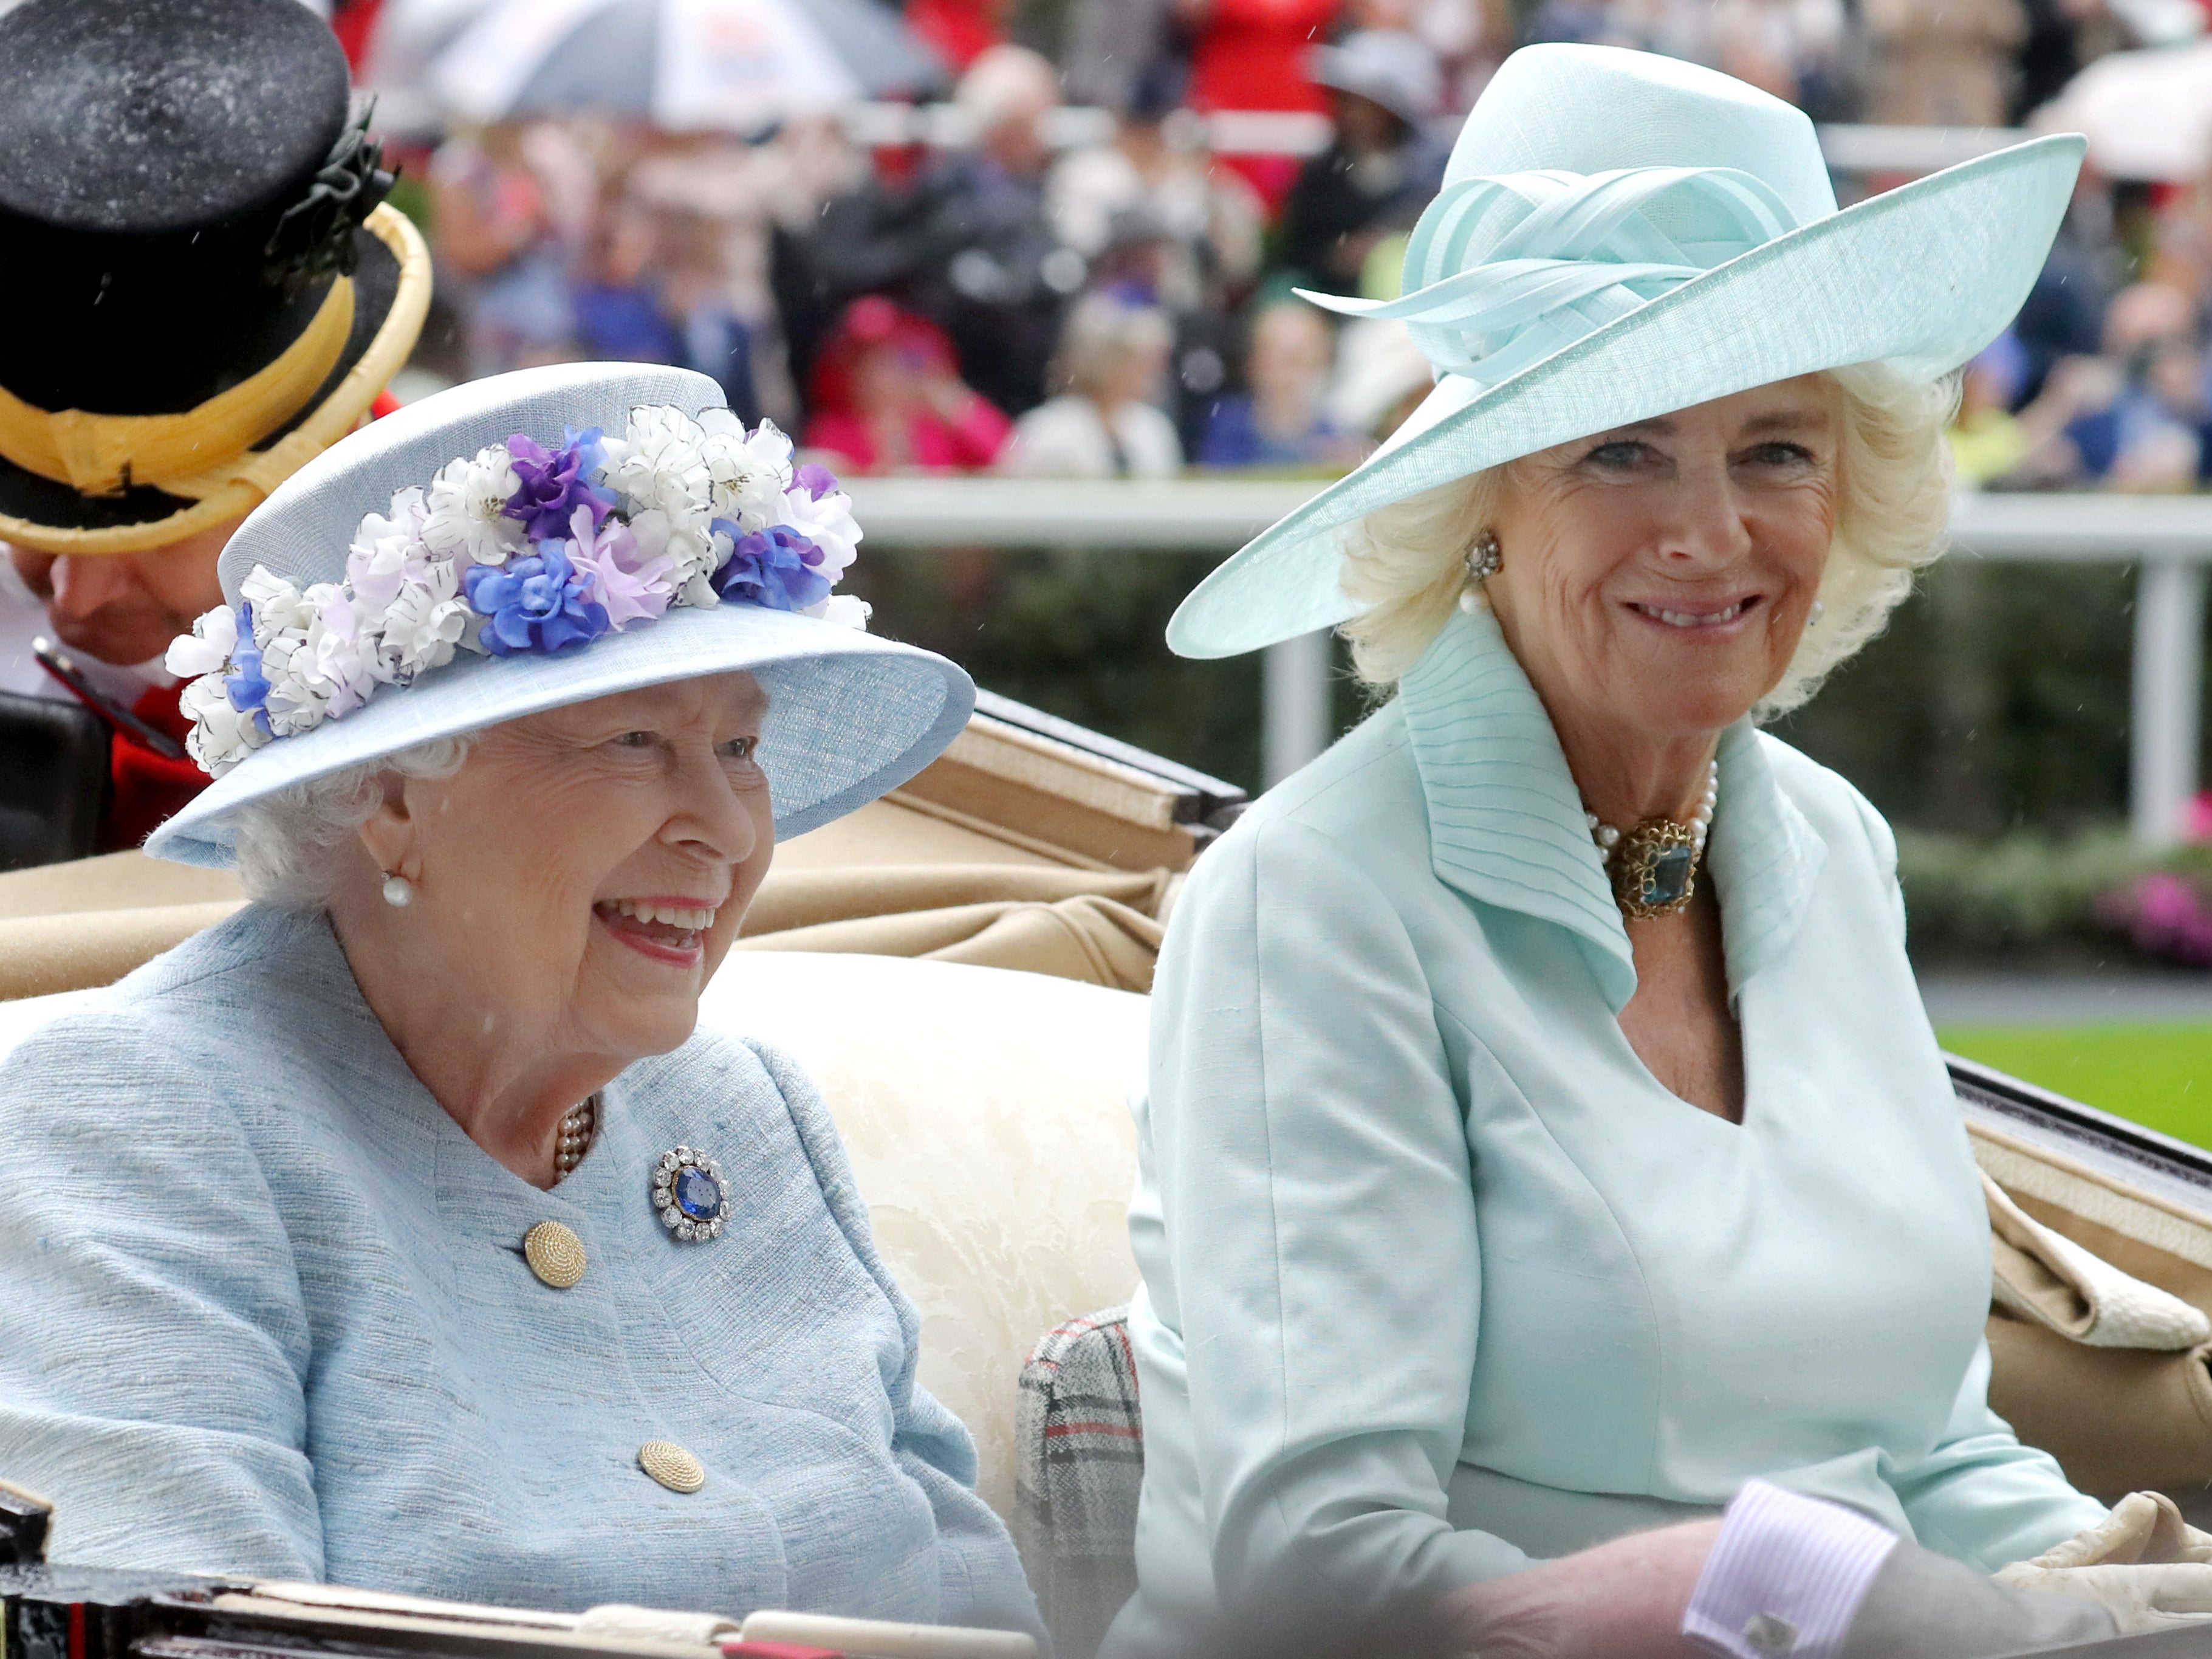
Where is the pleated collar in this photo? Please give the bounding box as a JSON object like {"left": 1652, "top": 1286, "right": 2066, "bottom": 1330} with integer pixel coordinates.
{"left": 1397, "top": 602, "right": 1826, "bottom": 1012}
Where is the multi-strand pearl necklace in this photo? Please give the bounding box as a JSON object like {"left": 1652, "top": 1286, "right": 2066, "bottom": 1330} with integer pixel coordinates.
{"left": 553, "top": 1094, "right": 599, "bottom": 1184}
{"left": 1585, "top": 761, "right": 1719, "bottom": 919}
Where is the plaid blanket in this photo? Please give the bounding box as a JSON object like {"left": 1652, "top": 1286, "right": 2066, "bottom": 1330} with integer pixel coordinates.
{"left": 1015, "top": 1305, "right": 1144, "bottom": 1659}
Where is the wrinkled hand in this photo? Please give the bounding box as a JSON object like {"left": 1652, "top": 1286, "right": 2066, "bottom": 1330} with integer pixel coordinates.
{"left": 1995, "top": 1492, "right": 2212, "bottom": 1633}
{"left": 1437, "top": 1519, "right": 1722, "bottom": 1659}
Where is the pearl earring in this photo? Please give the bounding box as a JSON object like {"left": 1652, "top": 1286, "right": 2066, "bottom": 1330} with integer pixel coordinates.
{"left": 381, "top": 872, "right": 414, "bottom": 908}
{"left": 1809, "top": 599, "right": 1826, "bottom": 624}
{"left": 1465, "top": 527, "right": 1502, "bottom": 583}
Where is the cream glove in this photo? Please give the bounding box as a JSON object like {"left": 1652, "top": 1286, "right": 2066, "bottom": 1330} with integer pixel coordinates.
{"left": 1995, "top": 1491, "right": 2212, "bottom": 1632}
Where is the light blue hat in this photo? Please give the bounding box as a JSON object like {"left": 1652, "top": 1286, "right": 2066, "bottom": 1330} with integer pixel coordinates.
{"left": 1167, "top": 43, "right": 2087, "bottom": 659}
{"left": 146, "top": 363, "right": 973, "bottom": 869}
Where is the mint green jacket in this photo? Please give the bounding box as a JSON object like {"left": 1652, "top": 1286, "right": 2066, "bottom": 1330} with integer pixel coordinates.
{"left": 1106, "top": 606, "right": 2104, "bottom": 1656}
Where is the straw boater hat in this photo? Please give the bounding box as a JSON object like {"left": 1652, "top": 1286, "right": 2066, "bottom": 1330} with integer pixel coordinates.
{"left": 145, "top": 362, "right": 973, "bottom": 869}
{"left": 1166, "top": 43, "right": 2087, "bottom": 659}
{"left": 0, "top": 0, "right": 431, "bottom": 557}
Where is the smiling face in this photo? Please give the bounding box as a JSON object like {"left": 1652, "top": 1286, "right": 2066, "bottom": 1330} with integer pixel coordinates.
{"left": 1482, "top": 374, "right": 1842, "bottom": 750}
{"left": 359, "top": 672, "right": 775, "bottom": 1071}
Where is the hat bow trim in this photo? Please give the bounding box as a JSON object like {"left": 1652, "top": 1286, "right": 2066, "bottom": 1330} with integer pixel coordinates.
{"left": 1303, "top": 165, "right": 1802, "bottom": 390}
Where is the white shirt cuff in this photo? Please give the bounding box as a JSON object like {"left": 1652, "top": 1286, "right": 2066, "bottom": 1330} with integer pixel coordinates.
{"left": 1681, "top": 1478, "right": 1902, "bottom": 1659}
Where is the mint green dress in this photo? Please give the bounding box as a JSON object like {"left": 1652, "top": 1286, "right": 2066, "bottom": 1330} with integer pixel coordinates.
{"left": 1105, "top": 605, "right": 2104, "bottom": 1655}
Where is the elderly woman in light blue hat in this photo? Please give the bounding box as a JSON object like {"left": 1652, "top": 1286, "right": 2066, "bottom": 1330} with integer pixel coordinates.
{"left": 0, "top": 363, "right": 1041, "bottom": 1641}
{"left": 1112, "top": 43, "right": 2212, "bottom": 1659}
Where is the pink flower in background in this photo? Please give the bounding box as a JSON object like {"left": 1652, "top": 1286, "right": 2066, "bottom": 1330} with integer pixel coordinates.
{"left": 2106, "top": 871, "right": 2212, "bottom": 967}
{"left": 2188, "top": 791, "right": 2212, "bottom": 844}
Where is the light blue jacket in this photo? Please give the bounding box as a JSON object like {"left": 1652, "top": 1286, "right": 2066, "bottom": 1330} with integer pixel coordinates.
{"left": 1107, "top": 605, "right": 2104, "bottom": 1655}
{"left": 0, "top": 905, "right": 1041, "bottom": 1638}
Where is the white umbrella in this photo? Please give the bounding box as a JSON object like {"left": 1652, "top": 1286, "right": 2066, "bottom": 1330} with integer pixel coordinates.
{"left": 428, "top": 0, "right": 944, "bottom": 131}
{"left": 2035, "top": 41, "right": 2212, "bottom": 181}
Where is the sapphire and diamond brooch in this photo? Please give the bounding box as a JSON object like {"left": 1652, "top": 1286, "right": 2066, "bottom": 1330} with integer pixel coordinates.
{"left": 652, "top": 1146, "right": 727, "bottom": 1242}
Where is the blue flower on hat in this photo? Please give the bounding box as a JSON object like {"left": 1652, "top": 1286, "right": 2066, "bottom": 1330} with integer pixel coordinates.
{"left": 223, "top": 603, "right": 275, "bottom": 739}
{"left": 711, "top": 521, "right": 831, "bottom": 613}
{"left": 464, "top": 539, "right": 611, "bottom": 656}
{"left": 504, "top": 427, "right": 617, "bottom": 543}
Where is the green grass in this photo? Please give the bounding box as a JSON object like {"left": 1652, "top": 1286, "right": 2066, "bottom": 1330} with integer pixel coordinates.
{"left": 1938, "top": 1025, "right": 2212, "bottom": 1150}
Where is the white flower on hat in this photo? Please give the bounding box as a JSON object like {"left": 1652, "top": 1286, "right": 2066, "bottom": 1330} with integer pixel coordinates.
{"left": 241, "top": 568, "right": 315, "bottom": 643}
{"left": 164, "top": 604, "right": 241, "bottom": 679}
{"left": 810, "top": 593, "right": 874, "bottom": 631}
{"left": 420, "top": 447, "right": 525, "bottom": 569}
{"left": 178, "top": 674, "right": 265, "bottom": 775}
{"left": 698, "top": 410, "right": 793, "bottom": 532}
{"left": 298, "top": 583, "right": 383, "bottom": 718}
{"left": 629, "top": 506, "right": 722, "bottom": 606}
{"left": 601, "top": 407, "right": 710, "bottom": 519}
{"left": 380, "top": 562, "right": 474, "bottom": 680}
{"left": 779, "top": 482, "right": 861, "bottom": 584}
{"left": 257, "top": 625, "right": 329, "bottom": 739}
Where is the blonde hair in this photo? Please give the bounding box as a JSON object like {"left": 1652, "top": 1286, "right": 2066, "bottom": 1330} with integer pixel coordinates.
{"left": 1337, "top": 362, "right": 1959, "bottom": 720}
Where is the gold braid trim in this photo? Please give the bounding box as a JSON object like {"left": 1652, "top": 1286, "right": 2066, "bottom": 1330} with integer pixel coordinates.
{"left": 0, "top": 277, "right": 354, "bottom": 496}
{"left": 0, "top": 204, "right": 433, "bottom": 557}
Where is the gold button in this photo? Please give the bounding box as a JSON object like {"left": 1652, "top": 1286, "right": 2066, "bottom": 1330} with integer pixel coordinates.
{"left": 523, "top": 1221, "right": 586, "bottom": 1289}
{"left": 639, "top": 1440, "right": 705, "bottom": 1493}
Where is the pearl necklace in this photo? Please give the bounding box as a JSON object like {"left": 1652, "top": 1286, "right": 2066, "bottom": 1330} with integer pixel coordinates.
{"left": 1586, "top": 762, "right": 1719, "bottom": 920}
{"left": 553, "top": 1094, "right": 599, "bottom": 1184}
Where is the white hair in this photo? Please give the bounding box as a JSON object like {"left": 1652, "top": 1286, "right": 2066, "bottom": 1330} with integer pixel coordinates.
{"left": 1337, "top": 362, "right": 1959, "bottom": 720}
{"left": 1053, "top": 294, "right": 1173, "bottom": 399}
{"left": 229, "top": 736, "right": 476, "bottom": 910}
{"left": 954, "top": 44, "right": 1059, "bottom": 132}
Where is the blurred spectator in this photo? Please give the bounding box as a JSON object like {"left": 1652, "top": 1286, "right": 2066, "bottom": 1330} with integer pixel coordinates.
{"left": 1708, "top": 0, "right": 1847, "bottom": 112}
{"left": 1199, "top": 299, "right": 1360, "bottom": 465}
{"left": 1001, "top": 295, "right": 1184, "bottom": 476}
{"left": 1181, "top": 0, "right": 1346, "bottom": 205}
{"left": 430, "top": 123, "right": 577, "bottom": 377}
{"left": 1061, "top": 0, "right": 1185, "bottom": 112}
{"left": 1049, "top": 57, "right": 1265, "bottom": 450}
{"left": 1949, "top": 334, "right": 2036, "bottom": 486}
{"left": 803, "top": 297, "right": 1013, "bottom": 472}
{"left": 1862, "top": 0, "right": 2026, "bottom": 126}
{"left": 2015, "top": 0, "right": 2126, "bottom": 121}
{"left": 776, "top": 45, "right": 1077, "bottom": 417}
{"left": 906, "top": 0, "right": 1010, "bottom": 72}
{"left": 570, "top": 177, "right": 677, "bottom": 365}
{"left": 1049, "top": 64, "right": 1264, "bottom": 299}
{"left": 1349, "top": 0, "right": 1502, "bottom": 105}
{"left": 2012, "top": 174, "right": 2125, "bottom": 404}
{"left": 2052, "top": 283, "right": 2211, "bottom": 489}
{"left": 1276, "top": 30, "right": 1448, "bottom": 296}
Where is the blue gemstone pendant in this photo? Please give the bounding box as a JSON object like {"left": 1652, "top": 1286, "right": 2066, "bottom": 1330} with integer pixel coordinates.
{"left": 652, "top": 1146, "right": 727, "bottom": 1242}
{"left": 1611, "top": 819, "right": 1701, "bottom": 919}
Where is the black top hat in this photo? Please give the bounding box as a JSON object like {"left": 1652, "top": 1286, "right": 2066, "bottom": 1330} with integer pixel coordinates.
{"left": 0, "top": 0, "right": 431, "bottom": 555}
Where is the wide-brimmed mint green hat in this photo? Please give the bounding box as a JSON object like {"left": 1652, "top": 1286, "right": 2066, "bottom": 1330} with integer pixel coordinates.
{"left": 1167, "top": 43, "right": 2086, "bottom": 659}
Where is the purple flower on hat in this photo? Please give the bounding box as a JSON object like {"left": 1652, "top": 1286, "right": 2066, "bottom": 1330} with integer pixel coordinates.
{"left": 792, "top": 462, "right": 841, "bottom": 502}
{"left": 464, "top": 538, "right": 611, "bottom": 656}
{"left": 711, "top": 520, "right": 831, "bottom": 613}
{"left": 503, "top": 427, "right": 617, "bottom": 542}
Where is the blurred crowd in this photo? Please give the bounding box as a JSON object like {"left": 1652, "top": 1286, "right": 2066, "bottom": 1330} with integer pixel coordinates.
{"left": 367, "top": 0, "right": 2212, "bottom": 489}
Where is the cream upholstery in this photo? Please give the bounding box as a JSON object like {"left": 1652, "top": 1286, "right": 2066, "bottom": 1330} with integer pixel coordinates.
{"left": 0, "top": 952, "right": 1146, "bottom": 1523}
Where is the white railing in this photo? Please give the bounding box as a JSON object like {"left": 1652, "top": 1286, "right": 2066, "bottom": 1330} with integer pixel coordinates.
{"left": 845, "top": 478, "right": 2212, "bottom": 841}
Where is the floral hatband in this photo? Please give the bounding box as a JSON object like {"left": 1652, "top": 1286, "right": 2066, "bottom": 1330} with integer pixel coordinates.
{"left": 166, "top": 407, "right": 869, "bottom": 777}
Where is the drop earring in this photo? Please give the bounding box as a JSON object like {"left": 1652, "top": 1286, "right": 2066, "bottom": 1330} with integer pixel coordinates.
{"left": 1465, "top": 528, "right": 1502, "bottom": 583}
{"left": 381, "top": 871, "right": 414, "bottom": 908}
{"left": 1809, "top": 599, "right": 1826, "bottom": 624}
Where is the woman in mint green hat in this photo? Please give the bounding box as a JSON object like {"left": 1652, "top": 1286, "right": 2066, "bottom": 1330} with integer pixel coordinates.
{"left": 1111, "top": 41, "right": 2212, "bottom": 1659}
